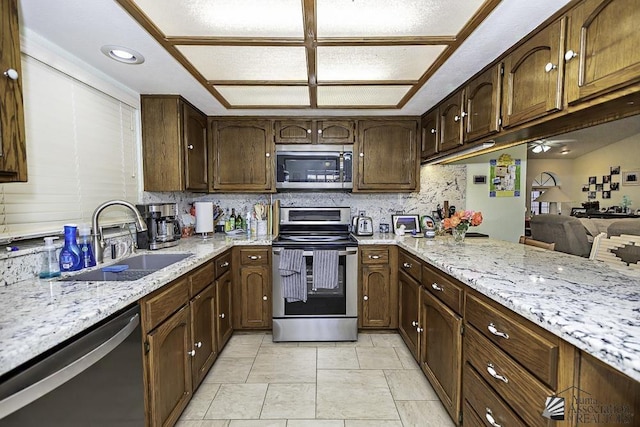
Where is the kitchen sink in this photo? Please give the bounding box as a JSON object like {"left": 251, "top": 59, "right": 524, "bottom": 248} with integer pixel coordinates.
{"left": 61, "top": 253, "right": 192, "bottom": 282}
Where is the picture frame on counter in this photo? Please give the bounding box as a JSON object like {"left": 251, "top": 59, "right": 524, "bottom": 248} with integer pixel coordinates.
{"left": 391, "top": 214, "right": 420, "bottom": 234}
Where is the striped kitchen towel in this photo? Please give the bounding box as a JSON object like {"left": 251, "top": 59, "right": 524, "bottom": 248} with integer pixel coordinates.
{"left": 279, "top": 249, "right": 307, "bottom": 302}
{"left": 312, "top": 250, "right": 339, "bottom": 290}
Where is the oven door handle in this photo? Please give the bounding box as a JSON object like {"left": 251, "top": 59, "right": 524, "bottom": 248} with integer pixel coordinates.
{"left": 272, "top": 248, "right": 357, "bottom": 257}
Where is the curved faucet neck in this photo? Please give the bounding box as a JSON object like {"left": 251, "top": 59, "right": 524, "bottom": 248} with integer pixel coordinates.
{"left": 92, "top": 200, "right": 148, "bottom": 264}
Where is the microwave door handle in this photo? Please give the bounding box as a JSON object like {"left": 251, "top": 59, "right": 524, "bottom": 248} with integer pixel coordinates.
{"left": 339, "top": 153, "right": 344, "bottom": 185}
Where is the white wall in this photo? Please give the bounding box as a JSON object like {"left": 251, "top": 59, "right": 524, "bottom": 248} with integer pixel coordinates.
{"left": 457, "top": 144, "right": 528, "bottom": 242}
{"left": 525, "top": 158, "right": 575, "bottom": 214}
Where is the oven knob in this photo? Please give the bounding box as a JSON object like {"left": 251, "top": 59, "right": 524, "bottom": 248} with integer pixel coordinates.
{"left": 363, "top": 295, "right": 369, "bottom": 301}
{"left": 263, "top": 295, "right": 268, "bottom": 301}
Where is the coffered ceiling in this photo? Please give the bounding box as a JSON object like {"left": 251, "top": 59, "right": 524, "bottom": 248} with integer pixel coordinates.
{"left": 19, "top": 0, "right": 573, "bottom": 116}
{"left": 116, "top": 0, "right": 497, "bottom": 110}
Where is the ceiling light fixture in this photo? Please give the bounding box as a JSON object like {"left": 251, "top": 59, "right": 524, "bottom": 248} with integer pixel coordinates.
{"left": 100, "top": 45, "right": 145, "bottom": 64}
{"left": 531, "top": 141, "right": 551, "bottom": 153}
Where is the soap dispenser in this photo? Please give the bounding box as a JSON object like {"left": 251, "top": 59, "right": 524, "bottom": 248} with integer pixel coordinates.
{"left": 78, "top": 224, "right": 96, "bottom": 268}
{"left": 59, "top": 224, "right": 82, "bottom": 272}
{"left": 39, "top": 237, "right": 61, "bottom": 279}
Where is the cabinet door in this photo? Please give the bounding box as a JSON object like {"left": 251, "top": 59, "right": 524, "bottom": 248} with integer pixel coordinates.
{"left": 502, "top": 19, "right": 566, "bottom": 128}
{"left": 190, "top": 285, "right": 217, "bottom": 389}
{"left": 356, "top": 120, "right": 418, "bottom": 192}
{"left": 419, "top": 287, "right": 462, "bottom": 423}
{"left": 183, "top": 102, "right": 208, "bottom": 191}
{"left": 420, "top": 110, "right": 439, "bottom": 161}
{"left": 398, "top": 270, "right": 420, "bottom": 360}
{"left": 0, "top": 0, "right": 26, "bottom": 182}
{"left": 438, "top": 91, "right": 464, "bottom": 152}
{"left": 464, "top": 64, "right": 502, "bottom": 142}
{"left": 211, "top": 120, "right": 274, "bottom": 192}
{"left": 360, "top": 264, "right": 391, "bottom": 328}
{"left": 216, "top": 270, "right": 233, "bottom": 349}
{"left": 240, "top": 265, "right": 272, "bottom": 328}
{"left": 565, "top": 0, "right": 640, "bottom": 104}
{"left": 274, "top": 120, "right": 313, "bottom": 144}
{"left": 316, "top": 120, "right": 355, "bottom": 144}
{"left": 146, "top": 306, "right": 192, "bottom": 427}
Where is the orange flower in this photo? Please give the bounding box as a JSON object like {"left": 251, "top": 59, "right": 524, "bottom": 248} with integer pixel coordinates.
{"left": 443, "top": 218, "right": 452, "bottom": 229}
{"left": 449, "top": 216, "right": 461, "bottom": 228}
{"left": 470, "top": 211, "right": 483, "bottom": 226}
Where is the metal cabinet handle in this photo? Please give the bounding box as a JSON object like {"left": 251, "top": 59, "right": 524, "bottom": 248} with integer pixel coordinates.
{"left": 545, "top": 62, "right": 557, "bottom": 72}
{"left": 359, "top": 153, "right": 364, "bottom": 157}
{"left": 263, "top": 295, "right": 268, "bottom": 301}
{"left": 488, "top": 322, "right": 509, "bottom": 339}
{"left": 248, "top": 255, "right": 262, "bottom": 260}
{"left": 565, "top": 50, "right": 578, "bottom": 62}
{"left": 306, "top": 129, "right": 312, "bottom": 134}
{"left": 266, "top": 152, "right": 271, "bottom": 157}
{"left": 188, "top": 350, "right": 196, "bottom": 357}
{"left": 485, "top": 408, "right": 502, "bottom": 427}
{"left": 402, "top": 262, "right": 412, "bottom": 268}
{"left": 369, "top": 255, "right": 380, "bottom": 259}
{"left": 317, "top": 129, "right": 322, "bottom": 134}
{"left": 416, "top": 327, "right": 423, "bottom": 333}
{"left": 487, "top": 363, "right": 509, "bottom": 383}
{"left": 430, "top": 128, "right": 436, "bottom": 134}
{"left": 454, "top": 115, "right": 461, "bottom": 122}
{"left": 187, "top": 144, "right": 194, "bottom": 150}
{"left": 411, "top": 321, "right": 418, "bottom": 327}
{"left": 220, "top": 261, "right": 229, "bottom": 267}
{"left": 219, "top": 313, "right": 225, "bottom": 319}
{"left": 4, "top": 68, "right": 18, "bottom": 80}
{"left": 363, "top": 295, "right": 369, "bottom": 301}
{"left": 195, "top": 341, "right": 202, "bottom": 348}
{"left": 431, "top": 283, "right": 443, "bottom": 292}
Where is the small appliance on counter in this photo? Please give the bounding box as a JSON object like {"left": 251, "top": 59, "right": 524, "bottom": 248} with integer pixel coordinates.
{"left": 352, "top": 214, "right": 374, "bottom": 236}
{"left": 136, "top": 203, "right": 181, "bottom": 250}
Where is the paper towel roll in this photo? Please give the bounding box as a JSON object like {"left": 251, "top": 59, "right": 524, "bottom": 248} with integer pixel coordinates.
{"left": 195, "top": 202, "right": 214, "bottom": 234}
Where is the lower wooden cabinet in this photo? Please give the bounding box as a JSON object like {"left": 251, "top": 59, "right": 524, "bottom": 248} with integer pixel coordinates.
{"left": 359, "top": 246, "right": 397, "bottom": 329}
{"left": 216, "top": 269, "right": 233, "bottom": 349}
{"left": 234, "top": 247, "right": 272, "bottom": 329}
{"left": 190, "top": 284, "right": 218, "bottom": 389}
{"left": 418, "top": 286, "right": 463, "bottom": 423}
{"left": 397, "top": 269, "right": 420, "bottom": 359}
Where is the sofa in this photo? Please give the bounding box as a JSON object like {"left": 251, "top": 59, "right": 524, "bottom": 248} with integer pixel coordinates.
{"left": 530, "top": 215, "right": 592, "bottom": 257}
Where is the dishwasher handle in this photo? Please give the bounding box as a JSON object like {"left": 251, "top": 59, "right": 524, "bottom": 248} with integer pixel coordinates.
{"left": 0, "top": 308, "right": 140, "bottom": 419}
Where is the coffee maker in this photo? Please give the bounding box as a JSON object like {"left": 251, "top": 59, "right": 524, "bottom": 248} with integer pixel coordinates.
{"left": 136, "top": 203, "right": 181, "bottom": 250}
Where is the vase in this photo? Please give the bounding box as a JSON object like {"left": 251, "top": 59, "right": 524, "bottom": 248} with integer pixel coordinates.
{"left": 452, "top": 226, "right": 468, "bottom": 243}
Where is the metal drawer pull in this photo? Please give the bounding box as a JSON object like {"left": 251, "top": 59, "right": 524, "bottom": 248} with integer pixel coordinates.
{"left": 431, "top": 283, "right": 443, "bottom": 292}
{"left": 487, "top": 363, "right": 509, "bottom": 383}
{"left": 369, "top": 255, "right": 381, "bottom": 259}
{"left": 488, "top": 323, "right": 509, "bottom": 339}
{"left": 403, "top": 262, "right": 412, "bottom": 268}
{"left": 219, "top": 261, "right": 229, "bottom": 267}
{"left": 485, "top": 408, "right": 501, "bottom": 427}
{"left": 248, "top": 255, "right": 262, "bottom": 260}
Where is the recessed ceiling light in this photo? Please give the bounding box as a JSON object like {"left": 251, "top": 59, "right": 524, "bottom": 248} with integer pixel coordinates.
{"left": 100, "top": 45, "right": 145, "bottom": 64}
{"left": 560, "top": 148, "right": 571, "bottom": 154}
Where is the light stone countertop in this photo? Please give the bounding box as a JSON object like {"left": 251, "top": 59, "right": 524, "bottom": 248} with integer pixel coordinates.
{"left": 1, "top": 232, "right": 639, "bottom": 384}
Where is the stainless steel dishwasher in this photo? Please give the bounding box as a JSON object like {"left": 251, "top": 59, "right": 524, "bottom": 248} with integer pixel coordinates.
{"left": 0, "top": 304, "right": 144, "bottom": 426}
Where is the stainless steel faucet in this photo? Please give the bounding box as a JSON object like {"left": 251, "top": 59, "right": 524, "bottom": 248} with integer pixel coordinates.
{"left": 92, "top": 200, "right": 148, "bottom": 263}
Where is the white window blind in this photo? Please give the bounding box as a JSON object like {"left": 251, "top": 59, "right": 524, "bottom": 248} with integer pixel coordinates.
{"left": 0, "top": 55, "right": 141, "bottom": 241}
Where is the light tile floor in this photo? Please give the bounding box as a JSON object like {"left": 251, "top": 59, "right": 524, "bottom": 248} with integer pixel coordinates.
{"left": 177, "top": 332, "right": 455, "bottom": 427}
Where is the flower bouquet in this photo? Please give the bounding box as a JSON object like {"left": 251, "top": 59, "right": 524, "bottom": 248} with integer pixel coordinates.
{"left": 443, "top": 210, "right": 483, "bottom": 242}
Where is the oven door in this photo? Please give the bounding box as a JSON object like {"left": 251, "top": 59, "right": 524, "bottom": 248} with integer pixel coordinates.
{"left": 272, "top": 247, "right": 358, "bottom": 318}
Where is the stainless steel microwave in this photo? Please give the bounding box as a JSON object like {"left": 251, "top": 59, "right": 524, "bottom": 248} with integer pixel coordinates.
{"left": 276, "top": 144, "right": 353, "bottom": 190}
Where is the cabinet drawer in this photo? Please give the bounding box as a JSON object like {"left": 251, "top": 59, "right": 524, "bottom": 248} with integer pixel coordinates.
{"left": 141, "top": 276, "right": 190, "bottom": 331}
{"left": 466, "top": 293, "right": 559, "bottom": 389}
{"left": 239, "top": 248, "right": 269, "bottom": 266}
{"left": 215, "top": 251, "right": 231, "bottom": 278}
{"left": 361, "top": 247, "right": 389, "bottom": 264}
{"left": 465, "top": 325, "right": 553, "bottom": 427}
{"left": 398, "top": 250, "right": 421, "bottom": 282}
{"left": 422, "top": 264, "right": 463, "bottom": 315}
{"left": 464, "top": 364, "right": 524, "bottom": 427}
{"left": 190, "top": 261, "right": 214, "bottom": 297}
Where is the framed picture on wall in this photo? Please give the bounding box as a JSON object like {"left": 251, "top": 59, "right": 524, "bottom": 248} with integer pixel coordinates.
{"left": 588, "top": 191, "right": 596, "bottom": 199}
{"left": 611, "top": 182, "right": 620, "bottom": 191}
{"left": 602, "top": 191, "right": 611, "bottom": 199}
{"left": 582, "top": 184, "right": 589, "bottom": 192}
{"left": 595, "top": 183, "right": 603, "bottom": 191}
{"left": 603, "top": 175, "right": 610, "bottom": 184}
{"left": 622, "top": 171, "right": 640, "bottom": 185}
{"left": 588, "top": 176, "right": 597, "bottom": 185}
{"left": 611, "top": 166, "right": 621, "bottom": 175}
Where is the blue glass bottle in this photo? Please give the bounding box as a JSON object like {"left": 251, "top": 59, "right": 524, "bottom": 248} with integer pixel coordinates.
{"left": 78, "top": 225, "right": 96, "bottom": 268}
{"left": 59, "top": 224, "right": 82, "bottom": 272}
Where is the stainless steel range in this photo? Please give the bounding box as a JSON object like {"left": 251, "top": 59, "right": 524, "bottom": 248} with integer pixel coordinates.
{"left": 272, "top": 207, "right": 358, "bottom": 342}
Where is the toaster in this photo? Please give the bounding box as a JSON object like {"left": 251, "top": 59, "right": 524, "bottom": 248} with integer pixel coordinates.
{"left": 353, "top": 215, "right": 374, "bottom": 236}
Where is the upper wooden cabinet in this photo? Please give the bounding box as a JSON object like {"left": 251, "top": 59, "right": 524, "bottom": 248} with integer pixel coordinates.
{"left": 355, "top": 120, "right": 419, "bottom": 192}
{"left": 438, "top": 91, "right": 464, "bottom": 152}
{"left": 464, "top": 64, "right": 502, "bottom": 143}
{"left": 0, "top": 0, "right": 27, "bottom": 182}
{"left": 564, "top": 0, "right": 640, "bottom": 105}
{"left": 141, "top": 96, "right": 208, "bottom": 192}
{"left": 274, "top": 119, "right": 355, "bottom": 144}
{"left": 420, "top": 109, "right": 439, "bottom": 161}
{"left": 209, "top": 119, "right": 275, "bottom": 192}
{"left": 502, "top": 18, "right": 566, "bottom": 128}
